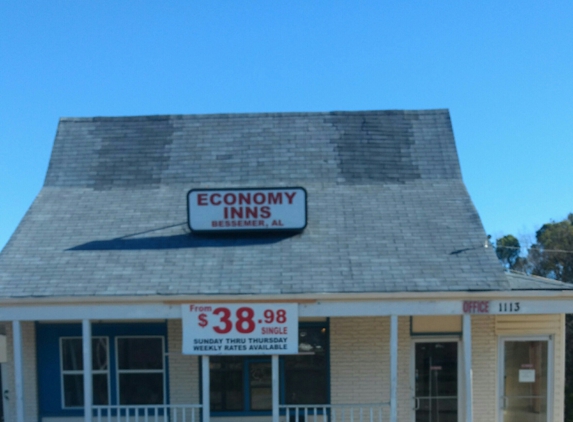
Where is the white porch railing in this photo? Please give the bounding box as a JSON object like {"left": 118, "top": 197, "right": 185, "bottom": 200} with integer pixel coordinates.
{"left": 92, "top": 405, "right": 203, "bottom": 422}
{"left": 279, "top": 403, "right": 390, "bottom": 422}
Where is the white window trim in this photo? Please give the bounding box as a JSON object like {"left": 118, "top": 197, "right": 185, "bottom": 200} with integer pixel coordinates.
{"left": 114, "top": 335, "right": 166, "bottom": 405}
{"left": 410, "top": 337, "right": 462, "bottom": 422}
{"left": 497, "top": 335, "right": 554, "bottom": 422}
{"left": 60, "top": 336, "right": 110, "bottom": 409}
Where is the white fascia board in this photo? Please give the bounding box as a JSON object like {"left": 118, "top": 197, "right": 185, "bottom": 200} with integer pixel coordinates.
{"left": 2, "top": 288, "right": 573, "bottom": 306}
{"left": 301, "top": 299, "right": 573, "bottom": 317}
{"left": 3, "top": 298, "right": 573, "bottom": 321}
{"left": 0, "top": 303, "right": 181, "bottom": 321}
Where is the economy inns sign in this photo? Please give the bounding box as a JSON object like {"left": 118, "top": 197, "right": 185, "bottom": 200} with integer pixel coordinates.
{"left": 187, "top": 187, "right": 307, "bottom": 232}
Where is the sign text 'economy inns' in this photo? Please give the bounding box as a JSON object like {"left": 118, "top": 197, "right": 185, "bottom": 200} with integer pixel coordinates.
{"left": 187, "top": 188, "right": 307, "bottom": 232}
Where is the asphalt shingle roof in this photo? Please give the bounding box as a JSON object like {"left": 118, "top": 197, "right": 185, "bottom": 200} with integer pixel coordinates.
{"left": 0, "top": 110, "right": 513, "bottom": 298}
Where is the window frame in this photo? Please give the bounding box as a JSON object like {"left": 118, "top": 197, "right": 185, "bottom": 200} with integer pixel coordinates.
{"left": 59, "top": 336, "right": 111, "bottom": 409}
{"left": 115, "top": 335, "right": 166, "bottom": 406}
{"left": 208, "top": 321, "right": 330, "bottom": 417}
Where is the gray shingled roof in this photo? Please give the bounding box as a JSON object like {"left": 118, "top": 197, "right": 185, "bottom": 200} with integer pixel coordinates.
{"left": 0, "top": 110, "right": 513, "bottom": 298}
{"left": 506, "top": 271, "right": 573, "bottom": 290}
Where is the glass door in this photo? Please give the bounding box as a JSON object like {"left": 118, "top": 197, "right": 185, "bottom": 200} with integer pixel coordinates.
{"left": 500, "top": 338, "right": 550, "bottom": 422}
{"left": 413, "top": 341, "right": 459, "bottom": 422}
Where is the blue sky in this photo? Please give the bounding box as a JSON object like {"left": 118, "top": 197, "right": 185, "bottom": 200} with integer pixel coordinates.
{"left": 1, "top": 1, "right": 572, "bottom": 251}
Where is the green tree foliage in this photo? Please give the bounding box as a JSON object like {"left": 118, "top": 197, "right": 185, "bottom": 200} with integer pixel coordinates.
{"left": 496, "top": 214, "right": 573, "bottom": 420}
{"left": 531, "top": 213, "right": 573, "bottom": 282}
{"left": 495, "top": 234, "right": 521, "bottom": 269}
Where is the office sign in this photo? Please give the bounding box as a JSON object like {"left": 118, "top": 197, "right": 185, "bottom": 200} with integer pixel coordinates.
{"left": 187, "top": 187, "right": 307, "bottom": 232}
{"left": 181, "top": 303, "right": 298, "bottom": 355}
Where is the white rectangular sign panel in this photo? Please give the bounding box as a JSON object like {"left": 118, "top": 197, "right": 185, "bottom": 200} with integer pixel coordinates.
{"left": 182, "top": 303, "right": 298, "bottom": 355}
{"left": 187, "top": 187, "right": 307, "bottom": 232}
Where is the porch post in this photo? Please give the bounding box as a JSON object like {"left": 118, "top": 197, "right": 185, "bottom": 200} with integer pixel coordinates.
{"left": 82, "top": 319, "right": 92, "bottom": 422}
{"left": 13, "top": 321, "right": 24, "bottom": 422}
{"left": 390, "top": 315, "right": 398, "bottom": 422}
{"left": 272, "top": 355, "right": 279, "bottom": 422}
{"left": 463, "top": 314, "right": 473, "bottom": 422}
{"left": 202, "top": 355, "right": 210, "bottom": 422}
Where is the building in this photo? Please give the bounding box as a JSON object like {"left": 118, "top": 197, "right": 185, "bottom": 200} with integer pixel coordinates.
{"left": 1, "top": 109, "right": 572, "bottom": 422}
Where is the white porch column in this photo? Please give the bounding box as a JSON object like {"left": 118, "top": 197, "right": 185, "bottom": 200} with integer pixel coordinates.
{"left": 82, "top": 319, "right": 92, "bottom": 422}
{"left": 202, "top": 356, "right": 210, "bottom": 422}
{"left": 463, "top": 314, "right": 473, "bottom": 422}
{"left": 272, "top": 355, "right": 279, "bottom": 422}
{"left": 390, "top": 315, "right": 398, "bottom": 422}
{"left": 13, "top": 321, "right": 24, "bottom": 422}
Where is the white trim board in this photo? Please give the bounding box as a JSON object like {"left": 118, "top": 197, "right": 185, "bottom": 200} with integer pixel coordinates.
{"left": 2, "top": 299, "right": 573, "bottom": 321}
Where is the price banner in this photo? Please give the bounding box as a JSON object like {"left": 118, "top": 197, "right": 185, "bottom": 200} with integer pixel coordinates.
{"left": 181, "top": 303, "right": 298, "bottom": 355}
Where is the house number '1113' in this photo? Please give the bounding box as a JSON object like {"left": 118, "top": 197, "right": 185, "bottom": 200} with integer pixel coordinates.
{"left": 498, "top": 302, "right": 521, "bottom": 313}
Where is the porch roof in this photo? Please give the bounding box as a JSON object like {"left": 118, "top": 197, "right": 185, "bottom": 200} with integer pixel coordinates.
{"left": 0, "top": 110, "right": 520, "bottom": 299}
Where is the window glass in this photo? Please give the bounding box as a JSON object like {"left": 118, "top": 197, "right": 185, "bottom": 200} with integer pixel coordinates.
{"left": 210, "top": 357, "right": 244, "bottom": 411}
{"left": 117, "top": 338, "right": 163, "bottom": 370}
{"left": 119, "top": 374, "right": 164, "bottom": 405}
{"left": 285, "top": 326, "right": 328, "bottom": 404}
{"left": 116, "top": 337, "right": 165, "bottom": 405}
{"left": 61, "top": 337, "right": 109, "bottom": 407}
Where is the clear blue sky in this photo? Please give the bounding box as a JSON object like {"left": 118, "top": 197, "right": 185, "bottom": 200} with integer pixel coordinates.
{"left": 1, "top": 1, "right": 572, "bottom": 251}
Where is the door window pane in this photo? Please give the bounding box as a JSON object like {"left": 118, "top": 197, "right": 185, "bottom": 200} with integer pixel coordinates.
{"left": 415, "top": 342, "right": 458, "bottom": 422}
{"left": 503, "top": 341, "right": 548, "bottom": 422}
{"left": 250, "top": 362, "right": 272, "bottom": 410}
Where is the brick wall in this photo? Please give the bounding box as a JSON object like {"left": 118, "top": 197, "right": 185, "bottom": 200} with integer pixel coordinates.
{"left": 167, "top": 319, "right": 200, "bottom": 404}
{"left": 472, "top": 315, "right": 497, "bottom": 422}
{"left": 5, "top": 322, "right": 38, "bottom": 422}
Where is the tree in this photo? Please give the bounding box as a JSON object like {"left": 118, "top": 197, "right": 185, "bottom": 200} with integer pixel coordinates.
{"left": 495, "top": 234, "right": 521, "bottom": 269}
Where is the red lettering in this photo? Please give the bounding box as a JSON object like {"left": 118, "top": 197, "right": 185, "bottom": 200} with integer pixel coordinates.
{"left": 253, "top": 193, "right": 265, "bottom": 204}
{"left": 210, "top": 193, "right": 221, "bottom": 206}
{"left": 197, "top": 193, "right": 208, "bottom": 206}
{"left": 224, "top": 193, "right": 237, "bottom": 205}
{"left": 260, "top": 206, "right": 271, "bottom": 218}
{"left": 238, "top": 193, "right": 251, "bottom": 205}
{"left": 463, "top": 300, "right": 490, "bottom": 314}
{"left": 245, "top": 207, "right": 258, "bottom": 219}
{"left": 268, "top": 192, "right": 282, "bottom": 204}
{"left": 224, "top": 207, "right": 229, "bottom": 219}
{"left": 285, "top": 192, "right": 297, "bottom": 204}
{"left": 230, "top": 207, "right": 243, "bottom": 219}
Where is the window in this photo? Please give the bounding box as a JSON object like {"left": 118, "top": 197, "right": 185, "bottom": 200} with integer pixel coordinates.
{"left": 39, "top": 323, "right": 167, "bottom": 417}
{"left": 209, "top": 323, "right": 329, "bottom": 414}
{"left": 284, "top": 325, "right": 328, "bottom": 405}
{"left": 60, "top": 337, "right": 109, "bottom": 408}
{"left": 116, "top": 337, "right": 165, "bottom": 405}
